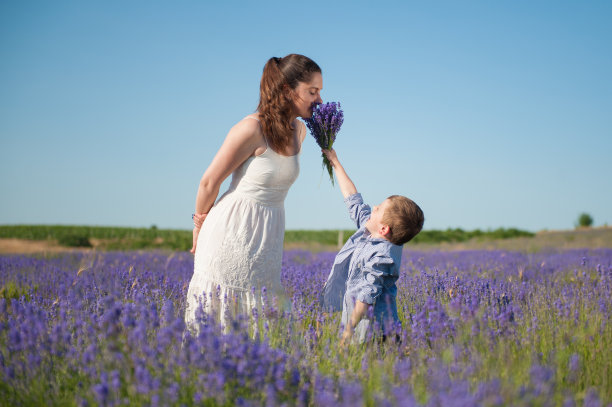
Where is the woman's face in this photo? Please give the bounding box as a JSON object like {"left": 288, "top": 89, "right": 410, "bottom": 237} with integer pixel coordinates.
{"left": 291, "top": 72, "right": 323, "bottom": 119}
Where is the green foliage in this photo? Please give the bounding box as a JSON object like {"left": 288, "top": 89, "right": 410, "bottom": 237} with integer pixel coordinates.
{"left": 577, "top": 213, "right": 593, "bottom": 228}
{"left": 0, "top": 281, "right": 37, "bottom": 302}
{"left": 0, "top": 225, "right": 535, "bottom": 250}
{"left": 284, "top": 229, "right": 356, "bottom": 246}
{"left": 57, "top": 233, "right": 92, "bottom": 248}
{"left": 411, "top": 227, "right": 534, "bottom": 244}
{"left": 0, "top": 225, "right": 192, "bottom": 251}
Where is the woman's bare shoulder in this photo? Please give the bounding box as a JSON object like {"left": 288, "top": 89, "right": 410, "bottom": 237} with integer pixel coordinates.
{"left": 226, "top": 115, "right": 263, "bottom": 142}
{"left": 298, "top": 120, "right": 307, "bottom": 143}
{"left": 216, "top": 115, "right": 266, "bottom": 159}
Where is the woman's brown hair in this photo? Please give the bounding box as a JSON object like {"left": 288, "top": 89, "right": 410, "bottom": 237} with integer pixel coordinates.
{"left": 257, "top": 54, "right": 321, "bottom": 153}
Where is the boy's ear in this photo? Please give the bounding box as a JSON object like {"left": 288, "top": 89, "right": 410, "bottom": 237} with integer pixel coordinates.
{"left": 379, "top": 224, "right": 390, "bottom": 237}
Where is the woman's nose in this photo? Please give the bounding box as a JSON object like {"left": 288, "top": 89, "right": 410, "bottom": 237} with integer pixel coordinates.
{"left": 316, "top": 95, "right": 323, "bottom": 104}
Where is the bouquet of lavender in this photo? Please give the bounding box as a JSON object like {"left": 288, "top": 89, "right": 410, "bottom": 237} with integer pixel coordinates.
{"left": 305, "top": 101, "right": 344, "bottom": 185}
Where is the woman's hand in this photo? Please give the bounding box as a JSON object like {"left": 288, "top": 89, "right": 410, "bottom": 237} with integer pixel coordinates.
{"left": 191, "top": 118, "right": 262, "bottom": 246}
{"left": 190, "top": 227, "right": 200, "bottom": 254}
{"left": 190, "top": 213, "right": 208, "bottom": 254}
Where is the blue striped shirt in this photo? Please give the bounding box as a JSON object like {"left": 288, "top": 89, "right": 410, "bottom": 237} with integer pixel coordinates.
{"left": 320, "top": 193, "right": 403, "bottom": 342}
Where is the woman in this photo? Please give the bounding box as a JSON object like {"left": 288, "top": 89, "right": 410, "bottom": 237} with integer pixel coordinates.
{"left": 185, "top": 54, "right": 323, "bottom": 328}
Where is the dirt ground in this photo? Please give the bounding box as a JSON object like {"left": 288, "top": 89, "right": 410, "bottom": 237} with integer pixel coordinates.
{"left": 0, "top": 238, "right": 96, "bottom": 254}
{"left": 1, "top": 227, "right": 611, "bottom": 254}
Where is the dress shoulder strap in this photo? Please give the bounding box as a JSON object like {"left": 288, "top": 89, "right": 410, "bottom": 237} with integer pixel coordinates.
{"left": 244, "top": 115, "right": 268, "bottom": 147}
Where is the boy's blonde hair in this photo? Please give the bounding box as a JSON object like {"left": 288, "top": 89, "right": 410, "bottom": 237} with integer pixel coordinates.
{"left": 382, "top": 195, "right": 424, "bottom": 245}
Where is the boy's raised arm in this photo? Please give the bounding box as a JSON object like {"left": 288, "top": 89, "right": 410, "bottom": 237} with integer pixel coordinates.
{"left": 322, "top": 149, "right": 357, "bottom": 198}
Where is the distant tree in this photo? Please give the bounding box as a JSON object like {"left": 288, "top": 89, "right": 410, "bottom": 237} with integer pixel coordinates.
{"left": 577, "top": 213, "right": 593, "bottom": 228}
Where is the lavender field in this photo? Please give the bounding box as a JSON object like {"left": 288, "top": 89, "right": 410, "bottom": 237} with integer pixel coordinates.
{"left": 1, "top": 248, "right": 611, "bottom": 406}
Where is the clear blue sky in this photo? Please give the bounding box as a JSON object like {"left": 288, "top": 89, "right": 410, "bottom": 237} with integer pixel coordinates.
{"left": 1, "top": 1, "right": 611, "bottom": 232}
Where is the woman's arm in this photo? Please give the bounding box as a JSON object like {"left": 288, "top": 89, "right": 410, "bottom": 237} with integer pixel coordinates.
{"left": 191, "top": 119, "right": 263, "bottom": 253}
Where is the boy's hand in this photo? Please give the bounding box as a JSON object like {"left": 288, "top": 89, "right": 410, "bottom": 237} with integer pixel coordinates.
{"left": 340, "top": 327, "right": 353, "bottom": 348}
{"left": 340, "top": 300, "right": 369, "bottom": 347}
{"left": 321, "top": 148, "right": 357, "bottom": 198}
{"left": 321, "top": 148, "right": 339, "bottom": 168}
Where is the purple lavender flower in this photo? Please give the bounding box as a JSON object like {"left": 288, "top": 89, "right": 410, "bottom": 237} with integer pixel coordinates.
{"left": 304, "top": 101, "right": 344, "bottom": 185}
{"left": 2, "top": 247, "right": 612, "bottom": 405}
{"left": 92, "top": 382, "right": 109, "bottom": 405}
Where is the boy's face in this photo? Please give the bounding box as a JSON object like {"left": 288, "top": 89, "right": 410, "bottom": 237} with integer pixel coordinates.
{"left": 366, "top": 198, "right": 391, "bottom": 237}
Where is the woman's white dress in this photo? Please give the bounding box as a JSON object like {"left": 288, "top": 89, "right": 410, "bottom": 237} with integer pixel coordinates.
{"left": 185, "top": 118, "right": 300, "bottom": 328}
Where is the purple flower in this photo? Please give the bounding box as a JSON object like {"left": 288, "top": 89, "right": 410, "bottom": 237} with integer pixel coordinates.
{"left": 583, "top": 388, "right": 601, "bottom": 407}
{"left": 110, "top": 370, "right": 121, "bottom": 391}
{"left": 2, "top": 247, "right": 612, "bottom": 405}
{"left": 304, "top": 101, "right": 344, "bottom": 185}
{"left": 568, "top": 353, "right": 580, "bottom": 373}
{"left": 92, "top": 382, "right": 109, "bottom": 405}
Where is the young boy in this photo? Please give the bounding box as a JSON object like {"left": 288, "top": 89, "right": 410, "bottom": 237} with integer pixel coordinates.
{"left": 320, "top": 148, "right": 424, "bottom": 345}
